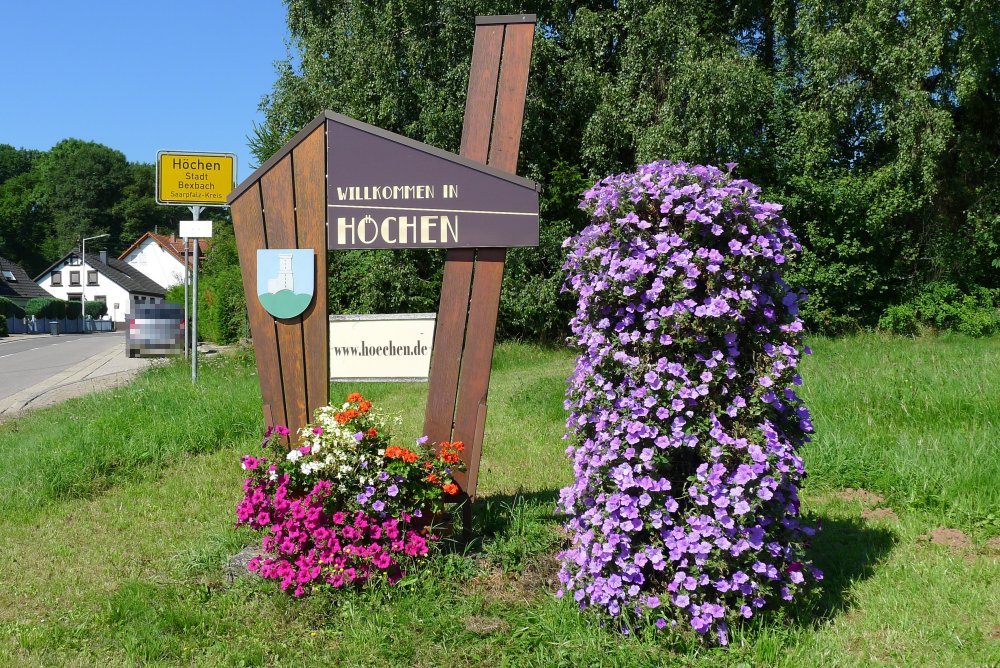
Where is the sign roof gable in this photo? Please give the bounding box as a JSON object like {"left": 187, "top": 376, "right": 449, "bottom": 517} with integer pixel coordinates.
{"left": 228, "top": 111, "right": 540, "bottom": 205}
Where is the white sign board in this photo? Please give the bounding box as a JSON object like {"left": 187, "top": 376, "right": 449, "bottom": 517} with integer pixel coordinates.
{"left": 179, "top": 220, "right": 214, "bottom": 238}
{"left": 329, "top": 313, "right": 435, "bottom": 382}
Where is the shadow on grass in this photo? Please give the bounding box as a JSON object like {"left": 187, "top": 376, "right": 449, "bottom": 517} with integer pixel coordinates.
{"left": 792, "top": 514, "right": 897, "bottom": 624}
{"left": 459, "top": 493, "right": 898, "bottom": 629}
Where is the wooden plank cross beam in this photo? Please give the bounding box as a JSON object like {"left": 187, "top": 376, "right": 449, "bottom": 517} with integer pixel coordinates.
{"left": 423, "top": 15, "right": 536, "bottom": 502}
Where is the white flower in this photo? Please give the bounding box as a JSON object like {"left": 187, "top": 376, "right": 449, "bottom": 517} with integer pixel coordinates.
{"left": 287, "top": 449, "right": 303, "bottom": 462}
{"left": 300, "top": 462, "right": 312, "bottom": 475}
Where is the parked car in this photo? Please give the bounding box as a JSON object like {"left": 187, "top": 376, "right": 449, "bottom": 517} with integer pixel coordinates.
{"left": 126, "top": 303, "right": 184, "bottom": 357}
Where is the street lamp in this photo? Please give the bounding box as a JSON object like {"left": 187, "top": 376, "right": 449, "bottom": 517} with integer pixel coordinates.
{"left": 81, "top": 233, "right": 109, "bottom": 331}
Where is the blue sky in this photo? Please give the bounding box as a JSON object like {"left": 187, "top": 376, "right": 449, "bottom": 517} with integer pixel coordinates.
{"left": 0, "top": 1, "right": 291, "bottom": 182}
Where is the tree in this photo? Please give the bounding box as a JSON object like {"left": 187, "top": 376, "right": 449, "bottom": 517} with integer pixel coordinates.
{"left": 35, "top": 139, "right": 131, "bottom": 261}
{"left": 254, "top": 0, "right": 999, "bottom": 335}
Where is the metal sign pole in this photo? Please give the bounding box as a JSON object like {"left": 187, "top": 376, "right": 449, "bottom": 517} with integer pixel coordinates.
{"left": 183, "top": 235, "right": 189, "bottom": 358}
{"left": 189, "top": 205, "right": 203, "bottom": 382}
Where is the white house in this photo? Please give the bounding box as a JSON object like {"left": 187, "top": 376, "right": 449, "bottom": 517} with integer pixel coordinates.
{"left": 35, "top": 250, "right": 166, "bottom": 323}
{"left": 118, "top": 232, "right": 208, "bottom": 290}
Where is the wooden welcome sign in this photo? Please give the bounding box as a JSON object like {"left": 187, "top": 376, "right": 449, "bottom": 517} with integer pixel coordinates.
{"left": 229, "top": 15, "right": 537, "bottom": 503}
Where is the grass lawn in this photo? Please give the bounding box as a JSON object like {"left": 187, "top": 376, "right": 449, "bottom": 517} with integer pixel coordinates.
{"left": 0, "top": 336, "right": 997, "bottom": 666}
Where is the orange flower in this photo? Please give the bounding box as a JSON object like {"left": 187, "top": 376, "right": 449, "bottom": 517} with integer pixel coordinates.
{"left": 334, "top": 408, "right": 359, "bottom": 425}
{"left": 359, "top": 400, "right": 372, "bottom": 413}
{"left": 451, "top": 441, "right": 465, "bottom": 453}
{"left": 367, "top": 427, "right": 377, "bottom": 439}
{"left": 442, "top": 483, "right": 459, "bottom": 495}
{"left": 347, "top": 392, "right": 364, "bottom": 403}
{"left": 425, "top": 473, "right": 439, "bottom": 484}
{"left": 441, "top": 452, "right": 460, "bottom": 464}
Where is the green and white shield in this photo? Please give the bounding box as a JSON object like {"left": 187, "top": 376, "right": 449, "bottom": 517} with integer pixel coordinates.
{"left": 256, "top": 249, "right": 315, "bottom": 318}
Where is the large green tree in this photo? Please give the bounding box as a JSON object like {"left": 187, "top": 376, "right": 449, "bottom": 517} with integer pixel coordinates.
{"left": 0, "top": 140, "right": 180, "bottom": 276}
{"left": 254, "top": 0, "right": 1000, "bottom": 336}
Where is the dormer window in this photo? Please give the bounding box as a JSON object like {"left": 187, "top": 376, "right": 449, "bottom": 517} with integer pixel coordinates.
{"left": 1, "top": 270, "right": 15, "bottom": 282}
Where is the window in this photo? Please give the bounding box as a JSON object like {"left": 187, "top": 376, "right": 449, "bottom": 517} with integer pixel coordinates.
{"left": 87, "top": 270, "right": 98, "bottom": 285}
{"left": 1, "top": 270, "right": 15, "bottom": 282}
{"left": 51, "top": 271, "right": 62, "bottom": 286}
{"left": 68, "top": 254, "right": 81, "bottom": 266}
{"left": 94, "top": 295, "right": 106, "bottom": 302}
{"left": 67, "top": 293, "right": 82, "bottom": 302}
{"left": 69, "top": 271, "right": 81, "bottom": 286}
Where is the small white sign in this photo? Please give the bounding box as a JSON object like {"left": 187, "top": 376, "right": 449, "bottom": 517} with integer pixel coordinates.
{"left": 329, "top": 313, "right": 435, "bottom": 381}
{"left": 179, "top": 220, "right": 214, "bottom": 238}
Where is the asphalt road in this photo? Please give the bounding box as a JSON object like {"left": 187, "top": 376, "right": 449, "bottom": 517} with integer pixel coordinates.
{"left": 0, "top": 332, "right": 128, "bottom": 402}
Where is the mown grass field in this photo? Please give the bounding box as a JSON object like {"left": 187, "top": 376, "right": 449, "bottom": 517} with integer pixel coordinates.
{"left": 0, "top": 336, "right": 997, "bottom": 666}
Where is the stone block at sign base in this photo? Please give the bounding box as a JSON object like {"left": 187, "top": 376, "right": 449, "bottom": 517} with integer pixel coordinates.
{"left": 225, "top": 545, "right": 263, "bottom": 584}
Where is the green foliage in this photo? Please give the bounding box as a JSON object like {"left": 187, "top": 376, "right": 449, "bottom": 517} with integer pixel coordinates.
{"left": 878, "top": 282, "right": 1000, "bottom": 337}
{"left": 0, "top": 318, "right": 6, "bottom": 337}
{"left": 0, "top": 296, "right": 25, "bottom": 318}
{"left": 254, "top": 0, "right": 1000, "bottom": 337}
{"left": 84, "top": 300, "right": 108, "bottom": 319}
{"left": 65, "top": 300, "right": 82, "bottom": 320}
{"left": 0, "top": 141, "right": 179, "bottom": 277}
{"left": 24, "top": 297, "right": 66, "bottom": 319}
{"left": 196, "top": 219, "right": 248, "bottom": 344}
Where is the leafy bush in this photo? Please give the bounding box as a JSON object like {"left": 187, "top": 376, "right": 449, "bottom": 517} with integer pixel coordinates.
{"left": 65, "top": 300, "right": 82, "bottom": 320}
{"left": 84, "top": 301, "right": 108, "bottom": 318}
{"left": 0, "top": 318, "right": 7, "bottom": 337}
{"left": 558, "top": 161, "right": 820, "bottom": 643}
{"left": 0, "top": 296, "right": 25, "bottom": 319}
{"left": 24, "top": 297, "right": 66, "bottom": 319}
{"left": 878, "top": 282, "right": 999, "bottom": 337}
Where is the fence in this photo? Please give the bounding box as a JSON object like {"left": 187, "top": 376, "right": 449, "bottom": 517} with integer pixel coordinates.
{"left": 4, "top": 317, "right": 114, "bottom": 334}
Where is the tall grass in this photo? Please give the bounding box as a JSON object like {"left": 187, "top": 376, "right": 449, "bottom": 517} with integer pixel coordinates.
{"left": 800, "top": 334, "right": 999, "bottom": 528}
{"left": 0, "top": 352, "right": 263, "bottom": 518}
{"left": 0, "top": 336, "right": 996, "bottom": 666}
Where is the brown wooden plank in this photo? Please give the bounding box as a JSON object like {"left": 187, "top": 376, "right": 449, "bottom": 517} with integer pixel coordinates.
{"left": 460, "top": 24, "right": 504, "bottom": 163}
{"left": 231, "top": 182, "right": 287, "bottom": 431}
{"left": 423, "top": 23, "right": 504, "bottom": 445}
{"left": 488, "top": 23, "right": 535, "bottom": 171}
{"left": 292, "top": 124, "right": 329, "bottom": 421}
{"left": 451, "top": 22, "right": 536, "bottom": 496}
{"left": 261, "top": 154, "right": 308, "bottom": 437}
{"left": 450, "top": 248, "right": 506, "bottom": 496}
{"left": 422, "top": 248, "right": 475, "bottom": 443}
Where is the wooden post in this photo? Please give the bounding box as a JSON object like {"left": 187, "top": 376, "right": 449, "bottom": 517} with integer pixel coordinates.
{"left": 423, "top": 15, "right": 536, "bottom": 514}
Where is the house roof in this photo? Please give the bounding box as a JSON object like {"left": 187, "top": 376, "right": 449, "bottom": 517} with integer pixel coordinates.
{"left": 0, "top": 254, "right": 51, "bottom": 300}
{"left": 34, "top": 251, "right": 166, "bottom": 297}
{"left": 118, "top": 231, "right": 209, "bottom": 266}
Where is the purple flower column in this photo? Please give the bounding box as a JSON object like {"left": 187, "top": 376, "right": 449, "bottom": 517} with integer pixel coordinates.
{"left": 557, "top": 161, "right": 821, "bottom": 641}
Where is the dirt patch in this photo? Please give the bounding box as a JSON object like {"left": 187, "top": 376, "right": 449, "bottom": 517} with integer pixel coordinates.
{"left": 990, "top": 626, "right": 1000, "bottom": 640}
{"left": 470, "top": 553, "right": 561, "bottom": 605}
{"left": 464, "top": 615, "right": 510, "bottom": 635}
{"left": 984, "top": 537, "right": 1000, "bottom": 555}
{"left": 860, "top": 507, "right": 898, "bottom": 522}
{"left": 836, "top": 488, "right": 886, "bottom": 506}
{"left": 926, "top": 527, "right": 972, "bottom": 551}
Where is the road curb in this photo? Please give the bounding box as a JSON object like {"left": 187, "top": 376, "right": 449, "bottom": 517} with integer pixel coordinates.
{"left": 0, "top": 345, "right": 122, "bottom": 415}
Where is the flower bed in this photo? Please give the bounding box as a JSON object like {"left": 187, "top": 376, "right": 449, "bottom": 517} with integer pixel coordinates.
{"left": 237, "top": 393, "right": 465, "bottom": 595}
{"left": 557, "top": 161, "right": 821, "bottom": 643}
